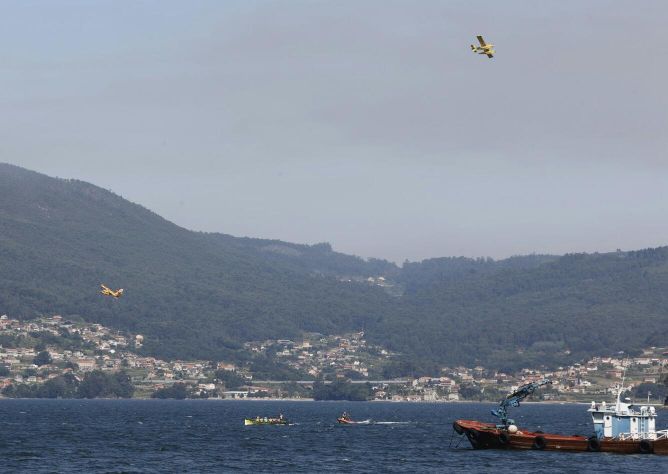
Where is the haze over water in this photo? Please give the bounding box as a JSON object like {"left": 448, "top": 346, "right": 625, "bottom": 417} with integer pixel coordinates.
{"left": 1, "top": 400, "right": 665, "bottom": 473}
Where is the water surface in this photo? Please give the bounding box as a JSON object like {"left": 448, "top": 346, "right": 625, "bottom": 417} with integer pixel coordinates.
{"left": 0, "top": 400, "right": 665, "bottom": 473}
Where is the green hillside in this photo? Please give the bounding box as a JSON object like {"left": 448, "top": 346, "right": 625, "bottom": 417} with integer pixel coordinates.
{"left": 2, "top": 163, "right": 668, "bottom": 372}
{"left": 377, "top": 251, "right": 668, "bottom": 371}
{"left": 0, "top": 163, "right": 395, "bottom": 361}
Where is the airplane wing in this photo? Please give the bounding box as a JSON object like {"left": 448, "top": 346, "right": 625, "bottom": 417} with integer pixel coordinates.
{"left": 477, "top": 36, "right": 486, "bottom": 46}
{"left": 100, "top": 284, "right": 109, "bottom": 291}
{"left": 487, "top": 53, "right": 494, "bottom": 58}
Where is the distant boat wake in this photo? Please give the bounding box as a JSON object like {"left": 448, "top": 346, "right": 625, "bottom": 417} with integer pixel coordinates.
{"left": 341, "top": 420, "right": 412, "bottom": 425}
{"left": 339, "top": 419, "right": 372, "bottom": 425}
{"left": 373, "top": 421, "right": 412, "bottom": 425}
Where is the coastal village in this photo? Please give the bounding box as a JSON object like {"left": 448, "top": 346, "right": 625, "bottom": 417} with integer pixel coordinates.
{"left": 0, "top": 314, "right": 666, "bottom": 403}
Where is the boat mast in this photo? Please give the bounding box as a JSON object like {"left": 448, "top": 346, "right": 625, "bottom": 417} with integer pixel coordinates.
{"left": 617, "top": 358, "right": 628, "bottom": 411}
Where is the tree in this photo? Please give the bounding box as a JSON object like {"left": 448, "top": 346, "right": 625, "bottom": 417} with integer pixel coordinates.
{"left": 632, "top": 382, "right": 667, "bottom": 401}
{"left": 77, "top": 371, "right": 108, "bottom": 399}
{"left": 113, "top": 371, "right": 135, "bottom": 398}
{"left": 33, "top": 350, "right": 52, "bottom": 366}
{"left": 35, "top": 373, "right": 79, "bottom": 398}
{"left": 77, "top": 370, "right": 135, "bottom": 399}
{"left": 151, "top": 383, "right": 188, "bottom": 399}
{"left": 215, "top": 370, "right": 245, "bottom": 390}
{"left": 459, "top": 383, "right": 483, "bottom": 401}
{"left": 312, "top": 379, "right": 371, "bottom": 401}
{"left": 2, "top": 383, "right": 36, "bottom": 398}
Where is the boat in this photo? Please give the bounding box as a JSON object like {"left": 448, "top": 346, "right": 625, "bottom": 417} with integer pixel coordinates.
{"left": 337, "top": 412, "right": 355, "bottom": 424}
{"left": 244, "top": 415, "right": 289, "bottom": 426}
{"left": 337, "top": 412, "right": 370, "bottom": 424}
{"left": 453, "top": 379, "right": 668, "bottom": 455}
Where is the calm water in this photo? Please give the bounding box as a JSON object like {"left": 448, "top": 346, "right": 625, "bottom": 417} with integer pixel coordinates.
{"left": 0, "top": 399, "right": 665, "bottom": 473}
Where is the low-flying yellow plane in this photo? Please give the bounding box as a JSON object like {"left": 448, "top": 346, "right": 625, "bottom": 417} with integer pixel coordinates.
{"left": 471, "top": 35, "right": 495, "bottom": 58}
{"left": 100, "top": 284, "right": 124, "bottom": 298}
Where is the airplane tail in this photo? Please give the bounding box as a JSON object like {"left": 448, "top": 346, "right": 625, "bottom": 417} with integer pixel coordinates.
{"left": 470, "top": 44, "right": 476, "bottom": 51}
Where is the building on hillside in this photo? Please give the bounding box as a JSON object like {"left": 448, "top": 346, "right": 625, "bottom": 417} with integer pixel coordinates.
{"left": 74, "top": 358, "right": 96, "bottom": 371}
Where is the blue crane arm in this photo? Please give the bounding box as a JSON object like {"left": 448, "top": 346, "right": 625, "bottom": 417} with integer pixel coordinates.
{"left": 491, "top": 378, "right": 552, "bottom": 427}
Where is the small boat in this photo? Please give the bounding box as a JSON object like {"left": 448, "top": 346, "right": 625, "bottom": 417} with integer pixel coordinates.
{"left": 244, "top": 415, "right": 289, "bottom": 426}
{"left": 337, "top": 412, "right": 370, "bottom": 424}
{"left": 453, "top": 379, "right": 668, "bottom": 455}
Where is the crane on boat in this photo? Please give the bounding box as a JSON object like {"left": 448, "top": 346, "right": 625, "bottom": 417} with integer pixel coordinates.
{"left": 491, "top": 379, "right": 552, "bottom": 428}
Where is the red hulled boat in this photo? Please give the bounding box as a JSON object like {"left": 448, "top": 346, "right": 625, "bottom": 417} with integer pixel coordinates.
{"left": 453, "top": 379, "right": 668, "bottom": 455}
{"left": 453, "top": 419, "right": 668, "bottom": 454}
{"left": 337, "top": 412, "right": 371, "bottom": 424}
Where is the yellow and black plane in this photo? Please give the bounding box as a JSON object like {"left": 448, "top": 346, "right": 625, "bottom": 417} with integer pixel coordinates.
{"left": 100, "top": 284, "right": 124, "bottom": 298}
{"left": 471, "top": 35, "right": 495, "bottom": 58}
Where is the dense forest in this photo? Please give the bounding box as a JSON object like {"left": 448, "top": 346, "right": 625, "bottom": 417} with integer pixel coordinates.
{"left": 0, "top": 163, "right": 395, "bottom": 363}
{"left": 374, "top": 249, "right": 668, "bottom": 371}
{"left": 2, "top": 163, "right": 668, "bottom": 372}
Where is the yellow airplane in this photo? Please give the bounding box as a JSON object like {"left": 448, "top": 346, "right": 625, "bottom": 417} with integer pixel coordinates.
{"left": 100, "top": 284, "right": 124, "bottom": 298}
{"left": 471, "top": 35, "right": 495, "bottom": 58}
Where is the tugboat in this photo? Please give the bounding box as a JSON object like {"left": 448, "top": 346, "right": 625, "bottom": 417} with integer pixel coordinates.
{"left": 453, "top": 379, "right": 668, "bottom": 454}
{"left": 244, "top": 414, "right": 289, "bottom": 426}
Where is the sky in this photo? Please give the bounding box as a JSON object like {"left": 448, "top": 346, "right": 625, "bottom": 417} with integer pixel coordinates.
{"left": 1, "top": 0, "right": 667, "bottom": 263}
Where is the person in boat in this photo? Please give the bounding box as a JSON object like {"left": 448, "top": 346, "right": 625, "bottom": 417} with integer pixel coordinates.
{"left": 341, "top": 412, "right": 351, "bottom": 421}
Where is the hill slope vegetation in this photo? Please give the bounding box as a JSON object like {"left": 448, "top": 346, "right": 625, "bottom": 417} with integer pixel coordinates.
{"left": 2, "top": 163, "right": 668, "bottom": 371}
{"left": 0, "top": 163, "right": 394, "bottom": 361}
{"left": 377, "top": 251, "right": 668, "bottom": 371}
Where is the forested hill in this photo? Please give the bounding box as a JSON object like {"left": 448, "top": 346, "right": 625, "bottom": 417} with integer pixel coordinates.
{"left": 377, "top": 249, "right": 668, "bottom": 371}
{"left": 0, "top": 163, "right": 396, "bottom": 361}
{"left": 2, "top": 163, "right": 668, "bottom": 371}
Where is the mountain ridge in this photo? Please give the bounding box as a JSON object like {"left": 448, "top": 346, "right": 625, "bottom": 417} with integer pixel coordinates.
{"left": 2, "top": 162, "right": 668, "bottom": 372}
{"left": 0, "top": 162, "right": 395, "bottom": 362}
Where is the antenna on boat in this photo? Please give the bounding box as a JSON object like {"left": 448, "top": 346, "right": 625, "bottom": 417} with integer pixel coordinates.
{"left": 616, "top": 355, "right": 628, "bottom": 410}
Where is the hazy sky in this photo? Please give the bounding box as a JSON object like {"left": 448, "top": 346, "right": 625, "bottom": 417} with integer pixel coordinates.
{"left": 2, "top": 0, "right": 667, "bottom": 262}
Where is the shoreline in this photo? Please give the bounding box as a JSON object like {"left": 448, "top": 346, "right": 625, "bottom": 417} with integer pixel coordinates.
{"left": 2, "top": 397, "right": 664, "bottom": 406}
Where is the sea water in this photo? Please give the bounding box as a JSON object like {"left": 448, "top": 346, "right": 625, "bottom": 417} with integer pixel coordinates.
{"left": 0, "top": 399, "right": 665, "bottom": 473}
